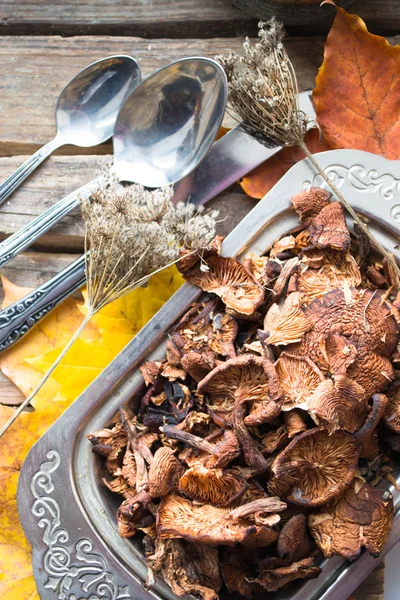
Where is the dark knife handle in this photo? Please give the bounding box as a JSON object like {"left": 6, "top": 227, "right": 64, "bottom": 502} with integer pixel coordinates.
{"left": 0, "top": 254, "right": 86, "bottom": 351}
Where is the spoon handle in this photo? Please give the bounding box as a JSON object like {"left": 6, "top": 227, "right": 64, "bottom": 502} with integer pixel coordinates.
{"left": 0, "top": 177, "right": 100, "bottom": 268}
{"left": 0, "top": 137, "right": 64, "bottom": 207}
{"left": 0, "top": 254, "right": 86, "bottom": 352}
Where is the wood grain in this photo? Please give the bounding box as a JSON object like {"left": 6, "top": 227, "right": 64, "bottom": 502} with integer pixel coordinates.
{"left": 0, "top": 35, "right": 327, "bottom": 155}
{"left": 0, "top": 0, "right": 398, "bottom": 37}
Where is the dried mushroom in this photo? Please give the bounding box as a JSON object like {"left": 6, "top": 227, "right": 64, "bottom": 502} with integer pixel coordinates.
{"left": 179, "top": 464, "right": 247, "bottom": 506}
{"left": 89, "top": 185, "right": 399, "bottom": 599}
{"left": 263, "top": 292, "right": 314, "bottom": 346}
{"left": 157, "top": 494, "right": 283, "bottom": 546}
{"left": 255, "top": 557, "right": 321, "bottom": 592}
{"left": 182, "top": 255, "right": 265, "bottom": 316}
{"left": 308, "top": 483, "right": 393, "bottom": 559}
{"left": 198, "top": 354, "right": 283, "bottom": 424}
{"left": 270, "top": 429, "right": 360, "bottom": 506}
{"left": 384, "top": 381, "right": 400, "bottom": 433}
{"left": 308, "top": 375, "right": 368, "bottom": 434}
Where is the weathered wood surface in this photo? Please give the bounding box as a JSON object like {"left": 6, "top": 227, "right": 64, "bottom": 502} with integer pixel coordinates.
{"left": 0, "top": 35, "right": 328, "bottom": 155}
{"left": 0, "top": 0, "right": 398, "bottom": 37}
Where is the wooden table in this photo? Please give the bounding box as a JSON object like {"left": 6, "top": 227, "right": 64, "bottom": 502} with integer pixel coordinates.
{"left": 0, "top": 0, "right": 397, "bottom": 596}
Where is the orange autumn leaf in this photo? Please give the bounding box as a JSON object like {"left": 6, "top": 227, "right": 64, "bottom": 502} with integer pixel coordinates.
{"left": 314, "top": 7, "right": 400, "bottom": 158}
{"left": 241, "top": 6, "right": 400, "bottom": 200}
{"left": 0, "top": 267, "right": 183, "bottom": 599}
{"left": 241, "top": 128, "right": 332, "bottom": 199}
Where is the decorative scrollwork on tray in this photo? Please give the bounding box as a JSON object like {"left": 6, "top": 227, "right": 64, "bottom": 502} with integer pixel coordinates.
{"left": 31, "top": 450, "right": 133, "bottom": 600}
{"left": 302, "top": 163, "right": 400, "bottom": 201}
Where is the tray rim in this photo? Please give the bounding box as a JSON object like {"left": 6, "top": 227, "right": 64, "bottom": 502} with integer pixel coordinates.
{"left": 17, "top": 148, "right": 400, "bottom": 600}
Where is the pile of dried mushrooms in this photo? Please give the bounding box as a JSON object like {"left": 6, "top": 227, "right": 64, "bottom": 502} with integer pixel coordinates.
{"left": 89, "top": 187, "right": 400, "bottom": 599}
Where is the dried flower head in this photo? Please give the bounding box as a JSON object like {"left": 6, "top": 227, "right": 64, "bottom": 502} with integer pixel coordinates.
{"left": 82, "top": 175, "right": 217, "bottom": 313}
{"left": 216, "top": 19, "right": 312, "bottom": 147}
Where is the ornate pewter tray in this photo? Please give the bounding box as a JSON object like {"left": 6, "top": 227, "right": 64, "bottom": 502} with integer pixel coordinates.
{"left": 18, "top": 149, "right": 400, "bottom": 600}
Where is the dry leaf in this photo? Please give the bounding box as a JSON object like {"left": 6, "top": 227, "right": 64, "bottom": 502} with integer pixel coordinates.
{"left": 241, "top": 129, "right": 332, "bottom": 199}
{"left": 0, "top": 266, "right": 183, "bottom": 599}
{"left": 240, "top": 6, "right": 400, "bottom": 199}
{"left": 314, "top": 7, "right": 400, "bottom": 158}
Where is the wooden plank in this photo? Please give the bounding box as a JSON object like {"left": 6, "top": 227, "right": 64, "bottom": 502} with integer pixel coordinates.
{"left": 0, "top": 154, "right": 256, "bottom": 251}
{"left": 0, "top": 35, "right": 327, "bottom": 156}
{"left": 0, "top": 0, "right": 398, "bottom": 37}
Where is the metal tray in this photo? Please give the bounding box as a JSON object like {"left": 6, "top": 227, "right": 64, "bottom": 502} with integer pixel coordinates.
{"left": 18, "top": 149, "right": 400, "bottom": 600}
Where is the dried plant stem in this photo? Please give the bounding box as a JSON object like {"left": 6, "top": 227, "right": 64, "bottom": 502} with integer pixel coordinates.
{"left": 0, "top": 310, "right": 93, "bottom": 438}
{"left": 298, "top": 141, "right": 400, "bottom": 279}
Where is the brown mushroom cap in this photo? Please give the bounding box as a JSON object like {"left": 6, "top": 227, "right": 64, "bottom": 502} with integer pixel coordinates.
{"left": 270, "top": 428, "right": 360, "bottom": 507}
{"left": 319, "top": 332, "right": 358, "bottom": 375}
{"left": 183, "top": 255, "right": 265, "bottom": 316}
{"left": 208, "top": 312, "right": 238, "bottom": 358}
{"left": 255, "top": 557, "right": 321, "bottom": 592}
{"left": 181, "top": 350, "right": 217, "bottom": 382}
{"left": 295, "top": 251, "right": 362, "bottom": 303}
{"left": 179, "top": 464, "right": 247, "bottom": 507}
{"left": 292, "top": 187, "right": 332, "bottom": 224}
{"left": 275, "top": 353, "right": 324, "bottom": 410}
{"left": 308, "top": 483, "right": 393, "bottom": 559}
{"left": 148, "top": 447, "right": 184, "bottom": 498}
{"left": 384, "top": 381, "right": 400, "bottom": 433}
{"left": 284, "top": 410, "right": 308, "bottom": 439}
{"left": 270, "top": 235, "right": 296, "bottom": 259}
{"left": 264, "top": 292, "right": 314, "bottom": 346}
{"left": 157, "top": 494, "right": 280, "bottom": 546}
{"left": 308, "top": 375, "right": 369, "bottom": 434}
{"left": 355, "top": 393, "right": 388, "bottom": 459}
{"left": 222, "top": 548, "right": 264, "bottom": 599}
{"left": 197, "top": 354, "right": 283, "bottom": 423}
{"left": 148, "top": 537, "right": 222, "bottom": 600}
{"left": 277, "top": 513, "right": 313, "bottom": 561}
{"left": 308, "top": 202, "right": 351, "bottom": 252}
{"left": 290, "top": 288, "right": 398, "bottom": 396}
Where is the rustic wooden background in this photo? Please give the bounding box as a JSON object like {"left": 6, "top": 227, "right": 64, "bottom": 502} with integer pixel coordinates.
{"left": 0, "top": 0, "right": 398, "bottom": 596}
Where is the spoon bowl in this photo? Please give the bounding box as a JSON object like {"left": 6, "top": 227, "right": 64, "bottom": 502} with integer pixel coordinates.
{"left": 0, "top": 54, "right": 141, "bottom": 206}
{"left": 113, "top": 57, "right": 228, "bottom": 187}
{"left": 55, "top": 55, "right": 141, "bottom": 147}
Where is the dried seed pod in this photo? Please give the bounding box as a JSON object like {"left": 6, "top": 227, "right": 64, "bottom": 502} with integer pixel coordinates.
{"left": 308, "top": 483, "right": 394, "bottom": 559}
{"left": 308, "top": 375, "right": 369, "bottom": 434}
{"left": 270, "top": 428, "right": 360, "bottom": 507}
{"left": 182, "top": 255, "right": 265, "bottom": 316}
{"left": 148, "top": 447, "right": 184, "bottom": 498}
{"left": 308, "top": 202, "right": 351, "bottom": 252}
{"left": 292, "top": 187, "right": 332, "bottom": 225}
{"left": 263, "top": 292, "right": 313, "bottom": 346}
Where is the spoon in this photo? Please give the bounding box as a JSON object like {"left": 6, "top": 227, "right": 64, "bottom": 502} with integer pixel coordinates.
{"left": 0, "top": 55, "right": 141, "bottom": 207}
{"left": 0, "top": 56, "right": 227, "bottom": 268}
{"left": 0, "top": 57, "right": 228, "bottom": 352}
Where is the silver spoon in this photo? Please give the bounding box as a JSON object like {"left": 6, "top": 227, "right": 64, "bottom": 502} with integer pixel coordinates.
{"left": 0, "top": 57, "right": 228, "bottom": 352}
{"left": 0, "top": 55, "right": 141, "bottom": 207}
{"left": 0, "top": 56, "right": 227, "bottom": 268}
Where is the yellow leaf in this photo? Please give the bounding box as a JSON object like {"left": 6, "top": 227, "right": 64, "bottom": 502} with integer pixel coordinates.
{"left": 0, "top": 266, "right": 183, "bottom": 598}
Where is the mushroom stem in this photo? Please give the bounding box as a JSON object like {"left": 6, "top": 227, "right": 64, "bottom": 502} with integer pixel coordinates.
{"left": 298, "top": 141, "right": 400, "bottom": 280}
{"left": 232, "top": 400, "right": 269, "bottom": 472}
{"left": 230, "top": 498, "right": 287, "bottom": 521}
{"left": 160, "top": 424, "right": 215, "bottom": 453}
